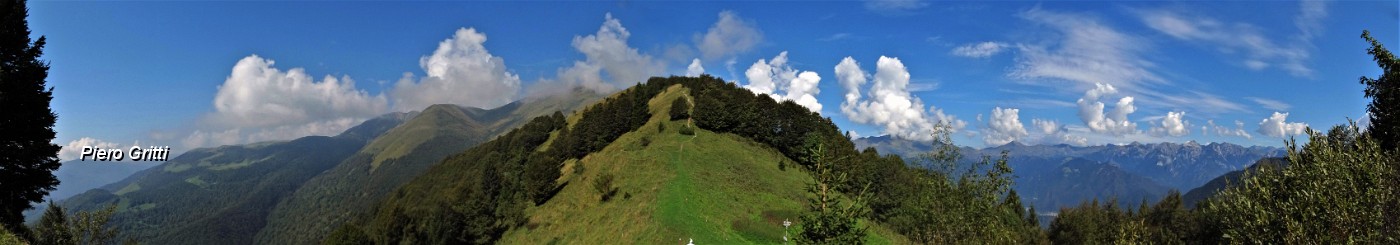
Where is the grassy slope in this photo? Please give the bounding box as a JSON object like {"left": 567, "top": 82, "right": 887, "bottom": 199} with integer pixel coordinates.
{"left": 499, "top": 85, "right": 907, "bottom": 244}
{"left": 258, "top": 89, "right": 604, "bottom": 244}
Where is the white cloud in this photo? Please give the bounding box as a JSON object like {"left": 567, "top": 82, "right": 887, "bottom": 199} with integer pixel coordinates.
{"left": 1076, "top": 83, "right": 1139, "bottom": 136}
{"left": 1246, "top": 97, "right": 1291, "bottom": 111}
{"left": 837, "top": 56, "right": 966, "bottom": 142}
{"left": 556, "top": 13, "right": 666, "bottom": 92}
{"left": 818, "top": 33, "right": 854, "bottom": 42}
{"left": 743, "top": 51, "right": 823, "bottom": 112}
{"left": 393, "top": 28, "right": 521, "bottom": 111}
{"left": 1011, "top": 8, "right": 1161, "bottom": 93}
{"left": 1207, "top": 119, "right": 1253, "bottom": 139}
{"left": 686, "top": 58, "right": 705, "bottom": 77}
{"left": 951, "top": 42, "right": 1008, "bottom": 58}
{"left": 60, "top": 137, "right": 123, "bottom": 161}
{"left": 1257, "top": 112, "right": 1309, "bottom": 138}
{"left": 1148, "top": 111, "right": 1191, "bottom": 137}
{"left": 183, "top": 128, "right": 242, "bottom": 149}
{"left": 1031, "top": 119, "right": 1089, "bottom": 146}
{"left": 191, "top": 55, "right": 388, "bottom": 148}
{"left": 697, "top": 11, "right": 763, "bottom": 60}
{"left": 1137, "top": 5, "right": 1322, "bottom": 77}
{"left": 865, "top": 0, "right": 928, "bottom": 15}
{"left": 983, "top": 107, "right": 1029, "bottom": 146}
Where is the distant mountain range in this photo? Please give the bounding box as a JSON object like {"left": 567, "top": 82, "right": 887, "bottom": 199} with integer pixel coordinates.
{"left": 852, "top": 136, "right": 1284, "bottom": 210}
{"left": 53, "top": 88, "right": 602, "bottom": 245}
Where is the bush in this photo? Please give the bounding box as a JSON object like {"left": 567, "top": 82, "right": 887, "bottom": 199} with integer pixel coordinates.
{"left": 679, "top": 126, "right": 695, "bottom": 136}
{"left": 658, "top": 123, "right": 666, "bottom": 133}
{"left": 639, "top": 136, "right": 651, "bottom": 147}
{"left": 670, "top": 97, "right": 690, "bottom": 120}
{"left": 594, "top": 173, "right": 617, "bottom": 202}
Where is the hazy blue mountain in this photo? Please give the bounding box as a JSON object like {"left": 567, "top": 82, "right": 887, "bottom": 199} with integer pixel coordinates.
{"left": 56, "top": 112, "right": 413, "bottom": 245}
{"left": 852, "top": 136, "right": 1283, "bottom": 210}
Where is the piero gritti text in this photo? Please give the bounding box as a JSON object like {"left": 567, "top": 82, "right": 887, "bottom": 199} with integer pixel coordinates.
{"left": 79, "top": 145, "right": 173, "bottom": 161}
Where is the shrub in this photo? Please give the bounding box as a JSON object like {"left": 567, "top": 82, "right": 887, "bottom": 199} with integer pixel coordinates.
{"left": 679, "top": 126, "right": 695, "bottom": 136}
{"left": 594, "top": 173, "right": 617, "bottom": 202}
{"left": 670, "top": 97, "right": 691, "bottom": 120}
{"left": 639, "top": 136, "right": 651, "bottom": 147}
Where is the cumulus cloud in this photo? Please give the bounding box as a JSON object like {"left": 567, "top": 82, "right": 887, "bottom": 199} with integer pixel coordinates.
{"left": 189, "top": 55, "right": 388, "bottom": 148}
{"left": 1076, "top": 83, "right": 1139, "bottom": 136}
{"left": 1137, "top": 5, "right": 1321, "bottom": 77}
{"left": 983, "top": 107, "right": 1029, "bottom": 146}
{"left": 59, "top": 137, "right": 123, "bottom": 161}
{"left": 1031, "top": 119, "right": 1089, "bottom": 146}
{"left": 743, "top": 51, "right": 823, "bottom": 112}
{"left": 951, "top": 42, "right": 1008, "bottom": 58}
{"left": 696, "top": 11, "right": 763, "bottom": 60}
{"left": 837, "top": 56, "right": 966, "bottom": 142}
{"left": 393, "top": 28, "right": 521, "bottom": 111}
{"left": 1148, "top": 111, "right": 1191, "bottom": 137}
{"left": 1257, "top": 112, "right": 1308, "bottom": 138}
{"left": 555, "top": 13, "right": 667, "bottom": 92}
{"left": 1206, "top": 119, "right": 1253, "bottom": 139}
{"left": 686, "top": 58, "right": 705, "bottom": 77}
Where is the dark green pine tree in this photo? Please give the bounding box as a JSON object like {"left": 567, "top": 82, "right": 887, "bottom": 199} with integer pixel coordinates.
{"left": 1360, "top": 30, "right": 1400, "bottom": 150}
{"left": 0, "top": 0, "right": 59, "bottom": 232}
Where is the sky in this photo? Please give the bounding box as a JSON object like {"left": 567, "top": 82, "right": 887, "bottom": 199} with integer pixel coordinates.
{"left": 29, "top": 0, "right": 1399, "bottom": 160}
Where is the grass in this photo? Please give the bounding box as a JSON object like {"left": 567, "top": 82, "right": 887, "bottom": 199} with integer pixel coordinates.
{"left": 498, "top": 85, "right": 909, "bottom": 244}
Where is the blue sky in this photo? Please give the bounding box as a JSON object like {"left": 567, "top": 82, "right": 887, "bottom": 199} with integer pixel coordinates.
{"left": 30, "top": 1, "right": 1398, "bottom": 160}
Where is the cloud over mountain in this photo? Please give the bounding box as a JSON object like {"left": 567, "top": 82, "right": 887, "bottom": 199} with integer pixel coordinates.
{"left": 837, "top": 56, "right": 966, "bottom": 142}
{"left": 393, "top": 28, "right": 522, "bottom": 112}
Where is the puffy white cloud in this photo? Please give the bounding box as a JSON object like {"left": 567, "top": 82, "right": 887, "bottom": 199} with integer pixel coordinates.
{"left": 1076, "top": 83, "right": 1139, "bottom": 136}
{"left": 556, "top": 13, "right": 666, "bottom": 92}
{"left": 951, "top": 42, "right": 1008, "bottom": 58}
{"left": 1257, "top": 112, "right": 1308, "bottom": 138}
{"left": 211, "top": 55, "right": 388, "bottom": 129}
{"left": 1031, "top": 119, "right": 1089, "bottom": 146}
{"left": 1207, "top": 119, "right": 1253, "bottom": 139}
{"left": 393, "top": 28, "right": 521, "bottom": 111}
{"left": 696, "top": 11, "right": 763, "bottom": 60}
{"left": 59, "top": 137, "right": 123, "bottom": 161}
{"left": 191, "top": 55, "right": 388, "bottom": 148}
{"left": 1148, "top": 111, "right": 1191, "bottom": 137}
{"left": 983, "top": 107, "right": 1029, "bottom": 146}
{"left": 743, "top": 51, "right": 823, "bottom": 112}
{"left": 837, "top": 56, "right": 966, "bottom": 142}
{"left": 686, "top": 58, "right": 705, "bottom": 77}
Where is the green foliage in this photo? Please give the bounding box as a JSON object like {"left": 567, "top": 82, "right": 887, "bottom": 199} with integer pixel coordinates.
{"left": 352, "top": 80, "right": 675, "bottom": 244}
{"left": 796, "top": 133, "right": 868, "bottom": 244}
{"left": 865, "top": 124, "right": 1034, "bottom": 244}
{"left": 1360, "top": 30, "right": 1400, "bottom": 150}
{"left": 670, "top": 97, "right": 691, "bottom": 120}
{"left": 29, "top": 202, "right": 125, "bottom": 245}
{"left": 1202, "top": 123, "right": 1399, "bottom": 243}
{"left": 0, "top": 224, "right": 21, "bottom": 245}
{"left": 593, "top": 173, "right": 617, "bottom": 202}
{"left": 323, "top": 224, "right": 370, "bottom": 245}
{"left": 679, "top": 125, "right": 695, "bottom": 135}
{"left": 0, "top": 0, "right": 60, "bottom": 231}
{"left": 34, "top": 203, "right": 72, "bottom": 245}
{"left": 1047, "top": 191, "right": 1208, "bottom": 245}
